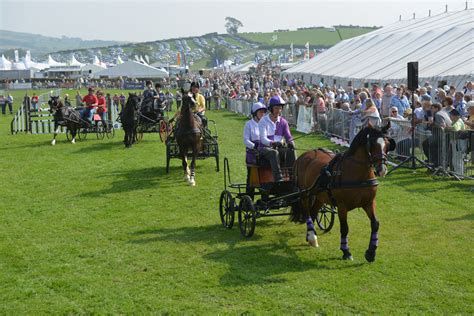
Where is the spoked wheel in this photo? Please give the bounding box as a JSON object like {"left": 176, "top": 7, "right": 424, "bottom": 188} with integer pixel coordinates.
{"left": 238, "top": 195, "right": 256, "bottom": 237}
{"left": 314, "top": 204, "right": 336, "bottom": 233}
{"left": 78, "top": 127, "right": 88, "bottom": 140}
{"left": 135, "top": 131, "right": 144, "bottom": 143}
{"left": 96, "top": 121, "right": 105, "bottom": 140}
{"left": 219, "top": 190, "right": 235, "bottom": 229}
{"left": 159, "top": 120, "right": 169, "bottom": 142}
{"left": 106, "top": 123, "right": 115, "bottom": 139}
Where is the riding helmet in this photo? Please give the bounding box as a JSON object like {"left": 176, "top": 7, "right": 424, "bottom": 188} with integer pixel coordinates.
{"left": 251, "top": 102, "right": 267, "bottom": 116}
{"left": 268, "top": 95, "right": 285, "bottom": 110}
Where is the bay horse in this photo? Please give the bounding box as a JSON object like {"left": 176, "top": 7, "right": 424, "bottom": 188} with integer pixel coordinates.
{"left": 291, "top": 122, "right": 396, "bottom": 262}
{"left": 120, "top": 93, "right": 140, "bottom": 148}
{"left": 49, "top": 96, "right": 83, "bottom": 145}
{"left": 175, "top": 91, "right": 202, "bottom": 186}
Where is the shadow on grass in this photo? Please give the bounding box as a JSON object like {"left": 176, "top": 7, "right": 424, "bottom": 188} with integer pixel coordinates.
{"left": 445, "top": 213, "right": 474, "bottom": 221}
{"left": 76, "top": 165, "right": 182, "bottom": 197}
{"left": 72, "top": 140, "right": 123, "bottom": 153}
{"left": 130, "top": 224, "right": 365, "bottom": 286}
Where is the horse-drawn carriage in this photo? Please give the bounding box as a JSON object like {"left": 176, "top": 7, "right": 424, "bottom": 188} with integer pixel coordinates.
{"left": 165, "top": 119, "right": 219, "bottom": 173}
{"left": 136, "top": 105, "right": 172, "bottom": 143}
{"left": 68, "top": 114, "right": 115, "bottom": 141}
{"left": 219, "top": 155, "right": 336, "bottom": 237}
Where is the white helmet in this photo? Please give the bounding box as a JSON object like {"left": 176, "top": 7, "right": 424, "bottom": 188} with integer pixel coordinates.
{"left": 251, "top": 102, "right": 267, "bottom": 116}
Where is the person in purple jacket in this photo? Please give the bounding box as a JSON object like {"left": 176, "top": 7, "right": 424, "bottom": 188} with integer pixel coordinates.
{"left": 258, "top": 95, "right": 296, "bottom": 182}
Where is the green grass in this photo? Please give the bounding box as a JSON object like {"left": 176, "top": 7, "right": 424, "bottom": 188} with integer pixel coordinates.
{"left": 0, "top": 92, "right": 472, "bottom": 313}
{"left": 239, "top": 27, "right": 376, "bottom": 47}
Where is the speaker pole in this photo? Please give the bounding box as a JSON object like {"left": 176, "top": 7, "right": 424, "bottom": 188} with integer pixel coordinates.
{"left": 387, "top": 62, "right": 432, "bottom": 175}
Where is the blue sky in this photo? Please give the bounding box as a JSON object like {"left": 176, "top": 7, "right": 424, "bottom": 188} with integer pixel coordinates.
{"left": 0, "top": 0, "right": 469, "bottom": 42}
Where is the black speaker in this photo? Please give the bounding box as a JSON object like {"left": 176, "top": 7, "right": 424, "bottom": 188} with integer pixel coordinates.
{"left": 407, "top": 62, "right": 418, "bottom": 90}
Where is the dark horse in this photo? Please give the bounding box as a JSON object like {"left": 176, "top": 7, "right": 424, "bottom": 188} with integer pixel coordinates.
{"left": 49, "top": 96, "right": 83, "bottom": 145}
{"left": 175, "top": 91, "right": 202, "bottom": 186}
{"left": 291, "top": 122, "right": 396, "bottom": 262}
{"left": 120, "top": 93, "right": 140, "bottom": 148}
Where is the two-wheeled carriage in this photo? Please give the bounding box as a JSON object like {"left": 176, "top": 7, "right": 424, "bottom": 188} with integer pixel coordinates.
{"left": 165, "top": 120, "right": 219, "bottom": 173}
{"left": 219, "top": 156, "right": 336, "bottom": 237}
{"left": 136, "top": 106, "right": 172, "bottom": 143}
{"left": 66, "top": 114, "right": 115, "bottom": 141}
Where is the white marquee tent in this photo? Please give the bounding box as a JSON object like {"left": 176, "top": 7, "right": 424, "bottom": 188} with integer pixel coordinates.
{"left": 284, "top": 9, "right": 473, "bottom": 89}
{"left": 94, "top": 61, "right": 168, "bottom": 78}
{"left": 0, "top": 55, "right": 12, "bottom": 70}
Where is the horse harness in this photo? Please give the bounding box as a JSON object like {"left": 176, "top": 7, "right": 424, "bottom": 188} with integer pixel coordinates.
{"left": 305, "top": 148, "right": 380, "bottom": 208}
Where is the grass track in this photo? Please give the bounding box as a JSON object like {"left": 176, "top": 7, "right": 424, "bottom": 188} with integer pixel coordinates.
{"left": 0, "top": 93, "right": 472, "bottom": 313}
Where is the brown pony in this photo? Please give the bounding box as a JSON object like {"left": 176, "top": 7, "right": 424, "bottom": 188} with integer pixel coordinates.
{"left": 175, "top": 91, "right": 202, "bottom": 186}
{"left": 291, "top": 122, "right": 395, "bottom": 262}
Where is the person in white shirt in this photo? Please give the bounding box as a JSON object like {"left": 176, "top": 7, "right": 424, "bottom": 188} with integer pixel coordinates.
{"left": 244, "top": 102, "right": 267, "bottom": 164}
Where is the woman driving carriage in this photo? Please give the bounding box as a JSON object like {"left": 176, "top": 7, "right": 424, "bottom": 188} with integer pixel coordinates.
{"left": 258, "top": 95, "right": 296, "bottom": 182}
{"left": 244, "top": 102, "right": 267, "bottom": 164}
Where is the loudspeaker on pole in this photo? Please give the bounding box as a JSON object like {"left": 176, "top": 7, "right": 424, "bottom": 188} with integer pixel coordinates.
{"left": 407, "top": 62, "right": 418, "bottom": 90}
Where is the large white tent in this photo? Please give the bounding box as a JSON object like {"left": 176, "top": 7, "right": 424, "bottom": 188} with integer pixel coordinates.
{"left": 284, "top": 9, "right": 473, "bottom": 89}
{"left": 94, "top": 61, "right": 168, "bottom": 78}
{"left": 46, "top": 55, "right": 66, "bottom": 67}
{"left": 0, "top": 55, "right": 12, "bottom": 70}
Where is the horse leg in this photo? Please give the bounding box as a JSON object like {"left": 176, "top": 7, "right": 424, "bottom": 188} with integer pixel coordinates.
{"left": 363, "top": 202, "right": 379, "bottom": 263}
{"left": 71, "top": 126, "right": 76, "bottom": 144}
{"left": 188, "top": 147, "right": 197, "bottom": 186}
{"left": 339, "top": 208, "right": 353, "bottom": 260}
{"left": 304, "top": 198, "right": 319, "bottom": 247}
{"left": 51, "top": 124, "right": 60, "bottom": 145}
{"left": 182, "top": 152, "right": 190, "bottom": 181}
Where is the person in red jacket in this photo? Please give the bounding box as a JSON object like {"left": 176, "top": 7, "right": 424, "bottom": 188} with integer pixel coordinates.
{"left": 96, "top": 90, "right": 107, "bottom": 123}
{"left": 81, "top": 87, "right": 98, "bottom": 123}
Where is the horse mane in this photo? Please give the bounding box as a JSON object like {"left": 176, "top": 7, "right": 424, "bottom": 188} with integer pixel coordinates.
{"left": 180, "top": 96, "right": 196, "bottom": 130}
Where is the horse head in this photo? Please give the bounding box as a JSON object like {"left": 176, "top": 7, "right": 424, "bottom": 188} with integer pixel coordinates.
{"left": 126, "top": 93, "right": 141, "bottom": 111}
{"left": 364, "top": 121, "right": 396, "bottom": 177}
{"left": 48, "top": 96, "right": 63, "bottom": 113}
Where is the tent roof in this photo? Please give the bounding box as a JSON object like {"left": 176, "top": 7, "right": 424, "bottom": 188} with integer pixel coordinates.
{"left": 0, "top": 55, "right": 12, "bottom": 70}
{"left": 284, "top": 9, "right": 474, "bottom": 82}
{"left": 47, "top": 55, "right": 66, "bottom": 67}
{"left": 94, "top": 61, "right": 168, "bottom": 78}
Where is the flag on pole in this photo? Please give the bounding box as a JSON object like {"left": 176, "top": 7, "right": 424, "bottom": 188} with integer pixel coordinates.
{"left": 290, "top": 43, "right": 294, "bottom": 61}
{"left": 271, "top": 34, "right": 278, "bottom": 42}
{"left": 305, "top": 42, "right": 310, "bottom": 60}
{"left": 177, "top": 52, "right": 181, "bottom": 65}
{"left": 304, "top": 42, "right": 309, "bottom": 49}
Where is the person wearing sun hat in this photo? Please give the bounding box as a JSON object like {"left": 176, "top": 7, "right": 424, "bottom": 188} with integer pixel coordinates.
{"left": 258, "top": 95, "right": 296, "bottom": 182}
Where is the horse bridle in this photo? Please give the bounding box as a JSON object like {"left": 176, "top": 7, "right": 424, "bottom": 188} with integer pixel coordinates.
{"left": 366, "top": 135, "right": 389, "bottom": 167}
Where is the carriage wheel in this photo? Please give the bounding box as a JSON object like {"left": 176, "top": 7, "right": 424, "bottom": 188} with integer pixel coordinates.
{"left": 78, "top": 127, "right": 88, "bottom": 140}
{"left": 136, "top": 131, "right": 144, "bottom": 143}
{"left": 219, "top": 190, "right": 234, "bottom": 229}
{"left": 238, "top": 195, "right": 256, "bottom": 237}
{"left": 159, "top": 120, "right": 168, "bottom": 142}
{"left": 315, "top": 204, "right": 336, "bottom": 233}
{"left": 96, "top": 121, "right": 105, "bottom": 140}
{"left": 106, "top": 124, "right": 115, "bottom": 139}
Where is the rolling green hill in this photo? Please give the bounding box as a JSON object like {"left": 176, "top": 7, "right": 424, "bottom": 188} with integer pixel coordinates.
{"left": 238, "top": 27, "right": 377, "bottom": 47}
{"left": 0, "top": 29, "right": 126, "bottom": 57}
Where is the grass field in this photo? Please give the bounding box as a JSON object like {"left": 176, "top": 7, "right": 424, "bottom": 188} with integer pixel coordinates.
{"left": 238, "top": 27, "right": 376, "bottom": 47}
{"left": 0, "top": 90, "right": 472, "bottom": 313}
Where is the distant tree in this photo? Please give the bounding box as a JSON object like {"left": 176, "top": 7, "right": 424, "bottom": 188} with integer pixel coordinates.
{"left": 225, "top": 17, "right": 243, "bottom": 35}
{"left": 205, "top": 45, "right": 230, "bottom": 68}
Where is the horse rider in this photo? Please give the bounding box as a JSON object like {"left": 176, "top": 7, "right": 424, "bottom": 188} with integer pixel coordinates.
{"left": 81, "top": 87, "right": 98, "bottom": 124}
{"left": 190, "top": 82, "right": 207, "bottom": 128}
{"left": 141, "top": 80, "right": 158, "bottom": 120}
{"left": 155, "top": 83, "right": 167, "bottom": 116}
{"left": 258, "top": 95, "right": 296, "bottom": 182}
{"left": 244, "top": 102, "right": 267, "bottom": 165}
{"left": 244, "top": 102, "right": 267, "bottom": 192}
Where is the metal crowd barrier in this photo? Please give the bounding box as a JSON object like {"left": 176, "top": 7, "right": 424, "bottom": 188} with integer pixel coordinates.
{"left": 225, "top": 98, "right": 473, "bottom": 179}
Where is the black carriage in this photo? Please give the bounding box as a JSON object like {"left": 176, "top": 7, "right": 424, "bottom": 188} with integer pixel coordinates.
{"left": 66, "top": 114, "right": 115, "bottom": 141}
{"left": 165, "top": 120, "right": 220, "bottom": 173}
{"left": 136, "top": 105, "right": 171, "bottom": 143}
{"left": 219, "top": 156, "right": 336, "bottom": 237}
